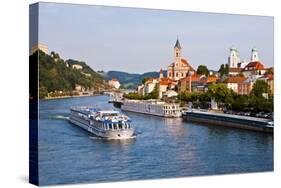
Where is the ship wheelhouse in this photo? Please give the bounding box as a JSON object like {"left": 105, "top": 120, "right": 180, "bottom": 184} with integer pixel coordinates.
{"left": 102, "top": 120, "right": 132, "bottom": 130}
{"left": 88, "top": 110, "right": 133, "bottom": 131}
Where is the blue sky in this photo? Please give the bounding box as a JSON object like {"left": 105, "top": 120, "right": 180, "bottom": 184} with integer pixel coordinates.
{"left": 36, "top": 2, "right": 274, "bottom": 73}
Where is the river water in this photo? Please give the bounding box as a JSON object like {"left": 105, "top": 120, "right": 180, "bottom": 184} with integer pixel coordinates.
{"left": 38, "top": 95, "right": 273, "bottom": 185}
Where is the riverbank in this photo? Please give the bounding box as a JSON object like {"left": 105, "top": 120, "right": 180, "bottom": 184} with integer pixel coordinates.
{"left": 183, "top": 110, "right": 273, "bottom": 133}
{"left": 43, "top": 93, "right": 104, "bottom": 100}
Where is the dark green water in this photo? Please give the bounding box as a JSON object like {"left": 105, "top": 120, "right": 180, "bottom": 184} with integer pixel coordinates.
{"left": 38, "top": 95, "right": 273, "bottom": 185}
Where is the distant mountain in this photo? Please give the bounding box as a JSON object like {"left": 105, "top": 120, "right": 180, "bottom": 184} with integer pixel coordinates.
{"left": 105, "top": 70, "right": 167, "bottom": 89}
{"left": 105, "top": 71, "right": 139, "bottom": 83}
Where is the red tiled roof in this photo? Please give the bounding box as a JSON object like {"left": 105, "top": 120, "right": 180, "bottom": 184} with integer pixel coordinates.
{"left": 181, "top": 59, "right": 195, "bottom": 71}
{"left": 180, "top": 74, "right": 201, "bottom": 82}
{"left": 226, "top": 76, "right": 247, "bottom": 83}
{"left": 181, "top": 58, "right": 189, "bottom": 65}
{"left": 206, "top": 76, "right": 218, "bottom": 83}
{"left": 147, "top": 77, "right": 158, "bottom": 81}
{"left": 168, "top": 58, "right": 194, "bottom": 71}
{"left": 229, "top": 67, "right": 242, "bottom": 72}
{"left": 244, "top": 61, "right": 265, "bottom": 70}
{"left": 145, "top": 77, "right": 159, "bottom": 84}
{"left": 159, "top": 77, "right": 173, "bottom": 85}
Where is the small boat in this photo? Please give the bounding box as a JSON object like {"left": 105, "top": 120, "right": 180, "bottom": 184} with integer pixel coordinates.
{"left": 69, "top": 106, "right": 135, "bottom": 139}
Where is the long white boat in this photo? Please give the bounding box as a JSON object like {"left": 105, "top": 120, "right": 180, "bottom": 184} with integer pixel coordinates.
{"left": 121, "top": 100, "right": 182, "bottom": 118}
{"left": 69, "top": 107, "right": 135, "bottom": 139}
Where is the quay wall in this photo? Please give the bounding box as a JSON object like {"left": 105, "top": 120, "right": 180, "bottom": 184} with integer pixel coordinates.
{"left": 183, "top": 112, "right": 273, "bottom": 133}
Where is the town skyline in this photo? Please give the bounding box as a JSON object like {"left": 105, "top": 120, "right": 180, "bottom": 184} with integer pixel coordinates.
{"left": 35, "top": 2, "right": 274, "bottom": 73}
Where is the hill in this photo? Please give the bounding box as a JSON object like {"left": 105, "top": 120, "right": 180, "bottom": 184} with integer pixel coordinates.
{"left": 105, "top": 70, "right": 167, "bottom": 89}
{"left": 33, "top": 50, "right": 109, "bottom": 98}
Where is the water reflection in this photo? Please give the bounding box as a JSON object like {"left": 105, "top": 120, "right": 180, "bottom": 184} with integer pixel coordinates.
{"left": 89, "top": 136, "right": 136, "bottom": 145}
{"left": 164, "top": 117, "right": 187, "bottom": 137}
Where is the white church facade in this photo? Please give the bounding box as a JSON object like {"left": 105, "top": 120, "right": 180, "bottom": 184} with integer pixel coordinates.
{"left": 228, "top": 47, "right": 265, "bottom": 77}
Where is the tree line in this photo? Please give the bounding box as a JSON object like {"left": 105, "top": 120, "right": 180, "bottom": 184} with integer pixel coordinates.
{"left": 177, "top": 80, "right": 273, "bottom": 112}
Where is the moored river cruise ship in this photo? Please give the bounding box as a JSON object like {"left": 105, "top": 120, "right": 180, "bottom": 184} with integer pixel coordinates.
{"left": 121, "top": 100, "right": 182, "bottom": 117}
{"left": 69, "top": 107, "right": 135, "bottom": 139}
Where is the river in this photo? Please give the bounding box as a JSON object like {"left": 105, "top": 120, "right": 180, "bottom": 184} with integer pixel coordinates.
{"left": 38, "top": 95, "right": 273, "bottom": 185}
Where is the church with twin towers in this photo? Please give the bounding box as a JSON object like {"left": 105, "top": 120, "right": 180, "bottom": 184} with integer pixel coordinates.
{"left": 228, "top": 47, "right": 260, "bottom": 69}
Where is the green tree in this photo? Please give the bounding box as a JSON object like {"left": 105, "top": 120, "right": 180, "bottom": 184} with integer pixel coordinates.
{"left": 50, "top": 51, "right": 60, "bottom": 59}
{"left": 206, "top": 83, "right": 232, "bottom": 103}
{"left": 231, "top": 95, "right": 248, "bottom": 111}
{"left": 266, "top": 68, "right": 274, "bottom": 75}
{"left": 142, "top": 77, "right": 149, "bottom": 84}
{"left": 251, "top": 80, "right": 268, "bottom": 97}
{"left": 218, "top": 64, "right": 229, "bottom": 76}
{"left": 218, "top": 64, "right": 225, "bottom": 74}
{"left": 249, "top": 95, "right": 273, "bottom": 112}
{"left": 144, "top": 86, "right": 159, "bottom": 99}
{"left": 197, "top": 65, "right": 209, "bottom": 76}
{"left": 39, "top": 86, "right": 48, "bottom": 99}
{"left": 123, "top": 92, "right": 143, "bottom": 100}
{"left": 225, "top": 64, "right": 229, "bottom": 74}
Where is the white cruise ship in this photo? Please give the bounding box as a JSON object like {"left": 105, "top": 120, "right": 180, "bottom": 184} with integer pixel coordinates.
{"left": 69, "top": 107, "right": 135, "bottom": 139}
{"left": 121, "top": 100, "right": 182, "bottom": 117}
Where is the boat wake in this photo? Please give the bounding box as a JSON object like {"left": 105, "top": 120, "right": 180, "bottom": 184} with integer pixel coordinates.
{"left": 50, "top": 115, "right": 69, "bottom": 120}
{"left": 89, "top": 136, "right": 104, "bottom": 140}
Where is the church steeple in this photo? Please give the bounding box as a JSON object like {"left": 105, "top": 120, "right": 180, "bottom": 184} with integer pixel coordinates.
{"left": 174, "top": 38, "right": 181, "bottom": 49}
{"left": 251, "top": 47, "right": 259, "bottom": 62}
{"left": 174, "top": 38, "right": 182, "bottom": 63}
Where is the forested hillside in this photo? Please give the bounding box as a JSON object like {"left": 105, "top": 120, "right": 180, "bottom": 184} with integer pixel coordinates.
{"left": 32, "top": 50, "right": 109, "bottom": 98}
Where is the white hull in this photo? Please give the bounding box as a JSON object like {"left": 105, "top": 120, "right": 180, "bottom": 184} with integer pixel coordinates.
{"left": 121, "top": 107, "right": 180, "bottom": 118}
{"left": 121, "top": 100, "right": 182, "bottom": 118}
{"left": 69, "top": 117, "right": 135, "bottom": 140}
